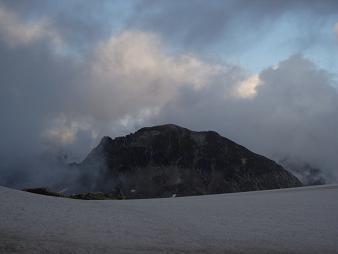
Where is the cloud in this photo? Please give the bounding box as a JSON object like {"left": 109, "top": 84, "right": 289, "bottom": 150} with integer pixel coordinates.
{"left": 0, "top": 2, "right": 337, "bottom": 188}
{"left": 334, "top": 22, "right": 338, "bottom": 40}
{"left": 234, "top": 74, "right": 261, "bottom": 98}
{"left": 43, "top": 115, "right": 98, "bottom": 146}
{"left": 132, "top": 0, "right": 338, "bottom": 50}
{"left": 84, "top": 30, "right": 227, "bottom": 121}
{"left": 154, "top": 55, "right": 338, "bottom": 182}
{"left": 1, "top": 19, "right": 337, "bottom": 187}
{"left": 0, "top": 4, "right": 63, "bottom": 49}
{"left": 0, "top": 28, "right": 235, "bottom": 189}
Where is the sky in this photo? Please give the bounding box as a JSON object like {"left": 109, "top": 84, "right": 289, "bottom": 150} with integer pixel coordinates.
{"left": 0, "top": 0, "right": 338, "bottom": 188}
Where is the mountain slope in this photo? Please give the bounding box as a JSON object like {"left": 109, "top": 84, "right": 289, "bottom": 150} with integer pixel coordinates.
{"left": 74, "top": 124, "right": 301, "bottom": 197}
{"left": 1, "top": 185, "right": 337, "bottom": 254}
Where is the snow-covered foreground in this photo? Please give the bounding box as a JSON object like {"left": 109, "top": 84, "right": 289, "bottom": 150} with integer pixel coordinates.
{"left": 0, "top": 185, "right": 337, "bottom": 254}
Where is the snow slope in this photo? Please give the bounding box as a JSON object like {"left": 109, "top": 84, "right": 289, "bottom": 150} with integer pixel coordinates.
{"left": 0, "top": 185, "right": 337, "bottom": 254}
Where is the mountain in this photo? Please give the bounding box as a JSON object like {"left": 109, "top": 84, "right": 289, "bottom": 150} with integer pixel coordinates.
{"left": 279, "top": 158, "right": 327, "bottom": 186}
{"left": 72, "top": 124, "right": 302, "bottom": 198}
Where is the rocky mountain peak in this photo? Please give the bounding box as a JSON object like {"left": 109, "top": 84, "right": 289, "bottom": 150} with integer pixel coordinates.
{"left": 75, "top": 124, "right": 302, "bottom": 198}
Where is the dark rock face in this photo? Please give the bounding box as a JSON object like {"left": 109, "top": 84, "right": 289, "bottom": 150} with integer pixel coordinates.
{"left": 76, "top": 124, "right": 302, "bottom": 198}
